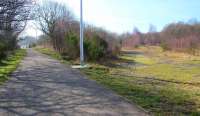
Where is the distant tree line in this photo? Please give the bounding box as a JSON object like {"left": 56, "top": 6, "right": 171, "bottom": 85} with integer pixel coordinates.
{"left": 36, "top": 0, "right": 120, "bottom": 61}
{"left": 122, "top": 22, "right": 200, "bottom": 55}
{"left": 0, "top": 0, "right": 33, "bottom": 61}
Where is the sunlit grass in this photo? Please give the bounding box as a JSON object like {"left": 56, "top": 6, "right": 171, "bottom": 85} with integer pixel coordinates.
{"left": 135, "top": 63, "right": 200, "bottom": 82}
{"left": 81, "top": 66, "right": 200, "bottom": 115}
{"left": 85, "top": 46, "right": 200, "bottom": 115}
{"left": 120, "top": 55, "right": 157, "bottom": 65}
{"left": 0, "top": 49, "right": 26, "bottom": 84}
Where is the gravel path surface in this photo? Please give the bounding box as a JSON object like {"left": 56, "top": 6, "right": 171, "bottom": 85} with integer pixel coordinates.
{"left": 0, "top": 49, "right": 148, "bottom": 116}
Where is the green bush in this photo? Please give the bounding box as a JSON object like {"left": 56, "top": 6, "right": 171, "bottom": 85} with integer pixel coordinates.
{"left": 0, "top": 40, "right": 7, "bottom": 61}
{"left": 64, "top": 32, "right": 79, "bottom": 59}
{"left": 64, "top": 32, "right": 108, "bottom": 61}
{"left": 160, "top": 42, "right": 170, "bottom": 51}
{"left": 84, "top": 34, "right": 108, "bottom": 61}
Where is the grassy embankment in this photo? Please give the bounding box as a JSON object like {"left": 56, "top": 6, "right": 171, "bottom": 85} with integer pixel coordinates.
{"left": 0, "top": 49, "right": 26, "bottom": 84}
{"left": 35, "top": 46, "right": 200, "bottom": 115}
{"left": 35, "top": 47, "right": 73, "bottom": 64}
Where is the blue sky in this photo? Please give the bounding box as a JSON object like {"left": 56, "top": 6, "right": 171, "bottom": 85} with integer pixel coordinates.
{"left": 24, "top": 0, "right": 200, "bottom": 36}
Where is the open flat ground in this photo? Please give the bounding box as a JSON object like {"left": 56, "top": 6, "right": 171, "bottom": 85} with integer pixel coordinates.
{"left": 82, "top": 46, "right": 200, "bottom": 115}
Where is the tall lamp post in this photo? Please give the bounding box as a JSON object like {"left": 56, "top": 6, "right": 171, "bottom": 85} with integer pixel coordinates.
{"left": 72, "top": 0, "right": 87, "bottom": 69}
{"left": 80, "top": 0, "right": 84, "bottom": 66}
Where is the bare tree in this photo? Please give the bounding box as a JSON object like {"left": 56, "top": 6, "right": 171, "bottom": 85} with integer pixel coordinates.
{"left": 36, "top": 0, "right": 74, "bottom": 52}
{"left": 0, "top": 0, "right": 33, "bottom": 50}
{"left": 0, "top": 0, "right": 33, "bottom": 34}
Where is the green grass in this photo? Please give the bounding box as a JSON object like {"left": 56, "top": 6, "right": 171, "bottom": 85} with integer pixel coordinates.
{"left": 120, "top": 55, "right": 157, "bottom": 65}
{"left": 35, "top": 47, "right": 73, "bottom": 65}
{"left": 36, "top": 46, "right": 200, "bottom": 115}
{"left": 0, "top": 49, "right": 26, "bottom": 84}
{"left": 81, "top": 66, "right": 200, "bottom": 116}
{"left": 135, "top": 63, "right": 200, "bottom": 82}
{"left": 82, "top": 46, "right": 200, "bottom": 115}
{"left": 35, "top": 48, "right": 63, "bottom": 60}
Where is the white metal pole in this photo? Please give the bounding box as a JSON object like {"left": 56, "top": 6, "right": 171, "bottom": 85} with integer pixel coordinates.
{"left": 80, "top": 0, "right": 84, "bottom": 66}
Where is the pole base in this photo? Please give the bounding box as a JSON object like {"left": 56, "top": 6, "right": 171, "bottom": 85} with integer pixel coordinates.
{"left": 71, "top": 64, "right": 89, "bottom": 69}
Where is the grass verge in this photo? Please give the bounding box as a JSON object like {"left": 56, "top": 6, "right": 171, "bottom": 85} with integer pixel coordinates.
{"left": 81, "top": 66, "right": 200, "bottom": 116}
{"left": 35, "top": 47, "right": 73, "bottom": 65}
{"left": 0, "top": 49, "right": 26, "bottom": 84}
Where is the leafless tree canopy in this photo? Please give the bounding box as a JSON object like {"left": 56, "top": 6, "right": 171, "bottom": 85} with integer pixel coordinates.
{"left": 0, "top": 0, "right": 33, "bottom": 59}
{"left": 36, "top": 1, "right": 74, "bottom": 37}
{"left": 122, "top": 21, "right": 200, "bottom": 55}
{"left": 0, "top": 0, "right": 32, "bottom": 36}
{"left": 36, "top": 0, "right": 75, "bottom": 52}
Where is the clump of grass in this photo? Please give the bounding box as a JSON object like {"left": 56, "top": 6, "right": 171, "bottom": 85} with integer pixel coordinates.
{"left": 0, "top": 49, "right": 26, "bottom": 84}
